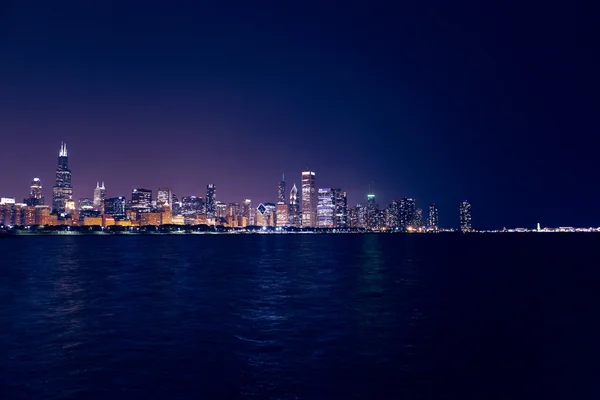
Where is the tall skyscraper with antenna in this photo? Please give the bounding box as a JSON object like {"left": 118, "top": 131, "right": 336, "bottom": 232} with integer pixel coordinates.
{"left": 94, "top": 182, "right": 106, "bottom": 212}
{"left": 277, "top": 174, "right": 286, "bottom": 204}
{"left": 52, "top": 142, "right": 73, "bottom": 214}
{"left": 301, "top": 170, "right": 316, "bottom": 227}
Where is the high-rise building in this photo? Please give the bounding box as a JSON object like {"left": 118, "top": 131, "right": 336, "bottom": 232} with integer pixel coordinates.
{"left": 301, "top": 171, "right": 316, "bottom": 228}
{"left": 181, "top": 196, "right": 204, "bottom": 215}
{"left": 0, "top": 198, "right": 15, "bottom": 225}
{"left": 414, "top": 208, "right": 423, "bottom": 229}
{"left": 400, "top": 198, "right": 416, "bottom": 231}
{"left": 356, "top": 203, "right": 367, "bottom": 228}
{"left": 256, "top": 203, "right": 268, "bottom": 227}
{"left": 131, "top": 188, "right": 152, "bottom": 209}
{"left": 157, "top": 188, "right": 172, "bottom": 208}
{"left": 366, "top": 193, "right": 378, "bottom": 229}
{"left": 26, "top": 178, "right": 44, "bottom": 206}
{"left": 348, "top": 207, "right": 359, "bottom": 228}
{"left": 278, "top": 174, "right": 286, "bottom": 204}
{"left": 78, "top": 198, "right": 94, "bottom": 211}
{"left": 52, "top": 142, "right": 73, "bottom": 214}
{"left": 264, "top": 203, "right": 276, "bottom": 227}
{"left": 206, "top": 184, "right": 216, "bottom": 217}
{"left": 215, "top": 201, "right": 227, "bottom": 220}
{"left": 332, "top": 189, "right": 348, "bottom": 228}
{"left": 317, "top": 188, "right": 334, "bottom": 228}
{"left": 93, "top": 182, "right": 106, "bottom": 213}
{"left": 275, "top": 203, "right": 289, "bottom": 227}
{"left": 105, "top": 197, "right": 126, "bottom": 218}
{"left": 460, "top": 200, "right": 472, "bottom": 232}
{"left": 428, "top": 204, "right": 439, "bottom": 231}
{"left": 242, "top": 199, "right": 252, "bottom": 221}
{"left": 23, "top": 206, "right": 36, "bottom": 225}
{"left": 288, "top": 184, "right": 300, "bottom": 227}
{"left": 387, "top": 200, "right": 401, "bottom": 229}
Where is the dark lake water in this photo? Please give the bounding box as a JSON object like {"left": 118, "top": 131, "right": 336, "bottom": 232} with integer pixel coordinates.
{"left": 0, "top": 234, "right": 597, "bottom": 399}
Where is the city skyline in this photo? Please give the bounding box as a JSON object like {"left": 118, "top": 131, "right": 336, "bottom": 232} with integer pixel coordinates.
{"left": 1, "top": 142, "right": 468, "bottom": 230}
{"left": 0, "top": 3, "right": 594, "bottom": 229}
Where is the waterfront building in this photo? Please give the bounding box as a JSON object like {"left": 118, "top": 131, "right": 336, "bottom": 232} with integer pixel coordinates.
{"left": 52, "top": 142, "right": 73, "bottom": 214}
{"left": 140, "top": 212, "right": 161, "bottom": 226}
{"left": 276, "top": 203, "right": 289, "bottom": 227}
{"left": 104, "top": 197, "right": 126, "bottom": 218}
{"left": 181, "top": 196, "right": 204, "bottom": 215}
{"left": 24, "top": 206, "right": 36, "bottom": 225}
{"left": 288, "top": 184, "right": 300, "bottom": 227}
{"left": 83, "top": 216, "right": 103, "bottom": 226}
{"left": 301, "top": 171, "right": 316, "bottom": 227}
{"left": 25, "top": 178, "right": 44, "bottom": 206}
{"left": 35, "top": 205, "right": 51, "bottom": 225}
{"left": 332, "top": 189, "right": 348, "bottom": 228}
{"left": 131, "top": 188, "right": 152, "bottom": 209}
{"left": 428, "top": 204, "right": 439, "bottom": 231}
{"left": 206, "top": 184, "right": 216, "bottom": 217}
{"left": 365, "top": 193, "right": 378, "bottom": 229}
{"left": 278, "top": 174, "right": 286, "bottom": 203}
{"left": 264, "top": 203, "right": 276, "bottom": 227}
{"left": 93, "top": 182, "right": 106, "bottom": 212}
{"left": 460, "top": 200, "right": 472, "bottom": 232}
{"left": 317, "top": 188, "right": 334, "bottom": 228}
{"left": 157, "top": 188, "right": 172, "bottom": 208}
{"left": 348, "top": 207, "right": 359, "bottom": 228}
{"left": 415, "top": 208, "right": 423, "bottom": 229}
{"left": 400, "top": 198, "right": 416, "bottom": 231}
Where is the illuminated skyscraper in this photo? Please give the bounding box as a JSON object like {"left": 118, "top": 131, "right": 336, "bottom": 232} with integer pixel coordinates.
{"left": 93, "top": 182, "right": 106, "bottom": 212}
{"left": 52, "top": 142, "right": 73, "bottom": 214}
{"left": 181, "top": 196, "right": 204, "bottom": 215}
{"left": 332, "top": 189, "right": 347, "bottom": 228}
{"left": 317, "top": 188, "right": 334, "bottom": 228}
{"left": 105, "top": 197, "right": 126, "bottom": 218}
{"left": 206, "top": 184, "right": 216, "bottom": 217}
{"left": 278, "top": 174, "right": 286, "bottom": 204}
{"left": 131, "top": 188, "right": 152, "bottom": 209}
{"left": 242, "top": 199, "right": 252, "bottom": 221}
{"left": 428, "top": 204, "right": 439, "bottom": 231}
{"left": 78, "top": 198, "right": 94, "bottom": 211}
{"left": 415, "top": 208, "right": 423, "bottom": 229}
{"left": 215, "top": 201, "right": 227, "bottom": 219}
{"left": 400, "top": 198, "right": 416, "bottom": 231}
{"left": 388, "top": 200, "right": 401, "bottom": 229}
{"left": 348, "top": 207, "right": 359, "bottom": 228}
{"left": 157, "top": 188, "right": 172, "bottom": 208}
{"left": 288, "top": 184, "right": 299, "bottom": 227}
{"left": 301, "top": 171, "right": 316, "bottom": 228}
{"left": 460, "top": 200, "right": 472, "bottom": 232}
{"left": 26, "top": 178, "right": 44, "bottom": 206}
{"left": 275, "top": 203, "right": 289, "bottom": 227}
{"left": 365, "top": 193, "right": 378, "bottom": 229}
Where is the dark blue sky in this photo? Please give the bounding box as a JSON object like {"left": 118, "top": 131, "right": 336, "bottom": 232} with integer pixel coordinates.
{"left": 0, "top": 1, "right": 597, "bottom": 229}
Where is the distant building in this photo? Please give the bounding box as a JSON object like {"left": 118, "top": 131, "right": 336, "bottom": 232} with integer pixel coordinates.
{"left": 387, "top": 200, "right": 401, "bottom": 229}
{"left": 140, "top": 212, "right": 161, "bottom": 226}
{"left": 215, "top": 201, "right": 227, "bottom": 220}
{"left": 35, "top": 205, "right": 52, "bottom": 225}
{"left": 400, "top": 198, "right": 416, "bottom": 231}
{"left": 264, "top": 203, "right": 276, "bottom": 227}
{"left": 52, "top": 142, "right": 73, "bottom": 214}
{"left": 105, "top": 197, "right": 126, "bottom": 218}
{"left": 348, "top": 207, "right": 359, "bottom": 228}
{"left": 242, "top": 199, "right": 252, "bottom": 223}
{"left": 78, "top": 197, "right": 94, "bottom": 211}
{"left": 131, "top": 188, "right": 152, "bottom": 209}
{"left": 23, "top": 206, "right": 36, "bottom": 225}
{"left": 83, "top": 216, "right": 103, "bottom": 226}
{"left": 301, "top": 171, "right": 316, "bottom": 228}
{"left": 25, "top": 178, "right": 44, "bottom": 206}
{"left": 275, "top": 203, "right": 289, "bottom": 227}
{"left": 206, "top": 184, "right": 216, "bottom": 217}
{"left": 414, "top": 208, "right": 423, "bottom": 229}
{"left": 157, "top": 188, "right": 172, "bottom": 208}
{"left": 428, "top": 204, "right": 439, "bottom": 231}
{"left": 256, "top": 203, "right": 268, "bottom": 227}
{"left": 288, "top": 184, "right": 300, "bottom": 227}
{"left": 278, "top": 174, "right": 286, "bottom": 204}
{"left": 366, "top": 193, "right": 378, "bottom": 229}
{"left": 460, "top": 200, "right": 472, "bottom": 232}
{"left": 93, "top": 182, "right": 106, "bottom": 213}
{"left": 317, "top": 188, "right": 334, "bottom": 228}
{"left": 181, "top": 196, "right": 204, "bottom": 215}
{"left": 332, "top": 189, "right": 348, "bottom": 228}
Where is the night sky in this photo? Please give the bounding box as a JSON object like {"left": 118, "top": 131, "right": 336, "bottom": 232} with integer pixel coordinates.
{"left": 0, "top": 1, "right": 597, "bottom": 229}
